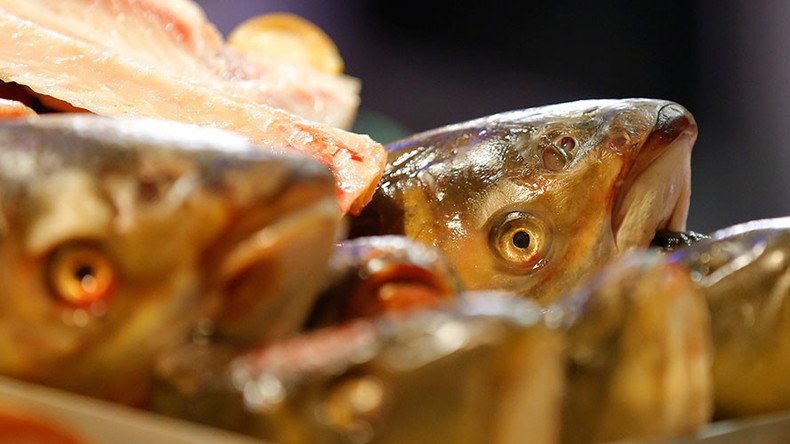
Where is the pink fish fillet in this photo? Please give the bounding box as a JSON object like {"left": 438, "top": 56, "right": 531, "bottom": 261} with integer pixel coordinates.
{"left": 0, "top": 99, "right": 35, "bottom": 119}
{"left": 0, "top": 0, "right": 385, "bottom": 214}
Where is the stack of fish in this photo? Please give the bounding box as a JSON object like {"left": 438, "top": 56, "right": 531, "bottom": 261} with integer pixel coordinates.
{"left": 0, "top": 1, "right": 787, "bottom": 443}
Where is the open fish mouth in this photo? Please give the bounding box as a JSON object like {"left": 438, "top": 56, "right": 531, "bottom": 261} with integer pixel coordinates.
{"left": 612, "top": 103, "right": 697, "bottom": 252}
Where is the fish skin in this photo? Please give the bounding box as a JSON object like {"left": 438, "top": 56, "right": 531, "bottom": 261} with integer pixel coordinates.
{"left": 0, "top": 115, "right": 339, "bottom": 405}
{"left": 351, "top": 99, "right": 697, "bottom": 303}
{"left": 669, "top": 217, "right": 790, "bottom": 418}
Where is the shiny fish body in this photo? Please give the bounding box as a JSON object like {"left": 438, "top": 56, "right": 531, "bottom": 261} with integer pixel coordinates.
{"left": 154, "top": 247, "right": 712, "bottom": 444}
{"left": 670, "top": 217, "right": 790, "bottom": 418}
{"left": 351, "top": 99, "right": 697, "bottom": 303}
{"left": 555, "top": 216, "right": 790, "bottom": 440}
{"left": 0, "top": 115, "right": 339, "bottom": 405}
{"left": 554, "top": 253, "right": 713, "bottom": 443}
{"left": 153, "top": 217, "right": 790, "bottom": 443}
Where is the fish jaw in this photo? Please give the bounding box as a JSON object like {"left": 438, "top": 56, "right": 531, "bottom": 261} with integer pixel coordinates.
{"left": 611, "top": 103, "right": 697, "bottom": 252}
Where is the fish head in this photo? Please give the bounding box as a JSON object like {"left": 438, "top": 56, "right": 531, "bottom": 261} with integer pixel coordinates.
{"left": 366, "top": 99, "right": 696, "bottom": 302}
{"left": 156, "top": 294, "right": 564, "bottom": 443}
{"left": 0, "top": 116, "right": 338, "bottom": 403}
{"left": 669, "top": 217, "right": 790, "bottom": 417}
{"left": 553, "top": 251, "right": 712, "bottom": 443}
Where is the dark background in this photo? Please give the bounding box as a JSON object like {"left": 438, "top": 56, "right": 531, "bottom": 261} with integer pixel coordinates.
{"left": 197, "top": 0, "right": 790, "bottom": 232}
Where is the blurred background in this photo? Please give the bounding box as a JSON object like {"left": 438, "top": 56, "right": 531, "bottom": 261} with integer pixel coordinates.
{"left": 197, "top": 0, "right": 789, "bottom": 232}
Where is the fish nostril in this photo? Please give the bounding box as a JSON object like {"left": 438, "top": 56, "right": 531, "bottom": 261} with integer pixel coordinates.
{"left": 652, "top": 104, "right": 694, "bottom": 144}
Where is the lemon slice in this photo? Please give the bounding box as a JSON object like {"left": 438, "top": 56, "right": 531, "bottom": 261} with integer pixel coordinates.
{"left": 228, "top": 13, "right": 344, "bottom": 74}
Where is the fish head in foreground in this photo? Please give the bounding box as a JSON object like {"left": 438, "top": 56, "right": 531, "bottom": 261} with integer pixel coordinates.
{"left": 554, "top": 251, "right": 713, "bottom": 444}
{"left": 353, "top": 99, "right": 696, "bottom": 302}
{"left": 669, "top": 217, "right": 790, "bottom": 418}
{"left": 0, "top": 115, "right": 338, "bottom": 404}
{"left": 154, "top": 292, "right": 565, "bottom": 444}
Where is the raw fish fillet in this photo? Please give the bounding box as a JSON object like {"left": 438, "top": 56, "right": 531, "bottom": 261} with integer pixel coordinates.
{"left": 0, "top": 98, "right": 35, "bottom": 119}
{"left": 0, "top": 0, "right": 385, "bottom": 214}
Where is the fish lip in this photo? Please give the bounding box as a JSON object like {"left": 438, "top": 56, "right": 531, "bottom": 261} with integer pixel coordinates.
{"left": 611, "top": 103, "right": 698, "bottom": 252}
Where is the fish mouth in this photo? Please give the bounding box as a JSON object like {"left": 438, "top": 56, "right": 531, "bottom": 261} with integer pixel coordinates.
{"left": 611, "top": 103, "right": 697, "bottom": 252}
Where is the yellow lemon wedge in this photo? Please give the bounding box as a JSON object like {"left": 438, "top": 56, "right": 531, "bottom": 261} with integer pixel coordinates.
{"left": 228, "top": 13, "right": 345, "bottom": 74}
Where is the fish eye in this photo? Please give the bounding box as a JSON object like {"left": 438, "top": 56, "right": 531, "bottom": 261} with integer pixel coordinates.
{"left": 489, "top": 211, "right": 550, "bottom": 271}
{"left": 46, "top": 244, "right": 116, "bottom": 306}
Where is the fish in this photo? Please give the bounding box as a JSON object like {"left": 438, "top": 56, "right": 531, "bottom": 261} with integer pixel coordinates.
{"left": 669, "top": 217, "right": 790, "bottom": 418}
{"left": 305, "top": 235, "right": 462, "bottom": 329}
{"left": 152, "top": 270, "right": 711, "bottom": 444}
{"left": 0, "top": 115, "right": 339, "bottom": 406}
{"left": 556, "top": 216, "right": 790, "bottom": 438}
{"left": 152, "top": 237, "right": 712, "bottom": 444}
{"left": 0, "top": 0, "right": 386, "bottom": 214}
{"left": 152, "top": 292, "right": 566, "bottom": 444}
{"left": 351, "top": 99, "right": 697, "bottom": 302}
{"left": 554, "top": 253, "right": 713, "bottom": 444}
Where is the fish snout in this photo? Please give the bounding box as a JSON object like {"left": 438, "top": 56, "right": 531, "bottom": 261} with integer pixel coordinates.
{"left": 604, "top": 100, "right": 696, "bottom": 154}
{"left": 646, "top": 102, "right": 698, "bottom": 149}
{"left": 610, "top": 100, "right": 697, "bottom": 252}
